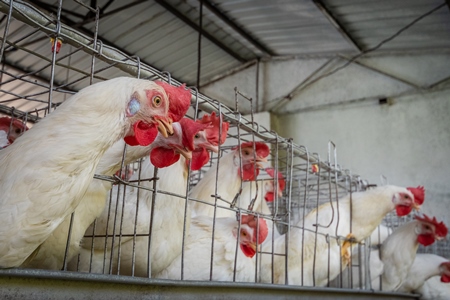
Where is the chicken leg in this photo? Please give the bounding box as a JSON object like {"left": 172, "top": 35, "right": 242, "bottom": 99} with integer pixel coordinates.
{"left": 341, "top": 233, "right": 356, "bottom": 264}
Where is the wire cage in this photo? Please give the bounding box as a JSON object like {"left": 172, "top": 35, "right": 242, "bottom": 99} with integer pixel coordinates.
{"left": 0, "top": 1, "right": 446, "bottom": 299}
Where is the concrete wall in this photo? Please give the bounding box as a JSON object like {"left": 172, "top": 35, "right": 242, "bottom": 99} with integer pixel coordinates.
{"left": 201, "top": 54, "right": 450, "bottom": 227}
{"left": 272, "top": 90, "right": 450, "bottom": 226}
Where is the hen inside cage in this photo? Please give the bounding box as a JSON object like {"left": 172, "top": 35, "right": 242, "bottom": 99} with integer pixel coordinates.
{"left": 0, "top": 0, "right": 448, "bottom": 297}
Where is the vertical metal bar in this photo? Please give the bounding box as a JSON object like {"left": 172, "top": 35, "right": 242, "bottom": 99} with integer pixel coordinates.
{"left": 101, "top": 184, "right": 114, "bottom": 273}
{"left": 146, "top": 165, "right": 159, "bottom": 277}
{"left": 300, "top": 145, "right": 310, "bottom": 286}
{"left": 180, "top": 87, "right": 199, "bottom": 280}
{"left": 47, "top": 0, "right": 63, "bottom": 115}
{"left": 209, "top": 103, "right": 223, "bottom": 281}
{"left": 255, "top": 58, "right": 260, "bottom": 113}
{"left": 112, "top": 143, "right": 130, "bottom": 274}
{"left": 108, "top": 183, "right": 122, "bottom": 274}
{"left": 329, "top": 141, "right": 340, "bottom": 286}
{"left": 131, "top": 157, "right": 144, "bottom": 276}
{"left": 196, "top": 0, "right": 203, "bottom": 88}
{"left": 311, "top": 153, "right": 322, "bottom": 286}
{"left": 127, "top": 59, "right": 142, "bottom": 276}
{"left": 115, "top": 181, "right": 129, "bottom": 275}
{"left": 89, "top": 7, "right": 100, "bottom": 85}
{"left": 0, "top": 0, "right": 13, "bottom": 62}
{"left": 62, "top": 212, "right": 76, "bottom": 270}
{"left": 283, "top": 139, "right": 294, "bottom": 285}
{"left": 232, "top": 209, "right": 241, "bottom": 283}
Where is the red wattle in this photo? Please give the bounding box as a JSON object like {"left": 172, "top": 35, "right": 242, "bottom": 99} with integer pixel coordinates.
{"left": 264, "top": 192, "right": 274, "bottom": 202}
{"left": 395, "top": 205, "right": 412, "bottom": 216}
{"left": 150, "top": 147, "right": 180, "bottom": 168}
{"left": 441, "top": 274, "right": 450, "bottom": 283}
{"left": 190, "top": 148, "right": 210, "bottom": 171}
{"left": 417, "top": 234, "right": 435, "bottom": 246}
{"left": 239, "top": 163, "right": 260, "bottom": 181}
{"left": 133, "top": 121, "right": 158, "bottom": 146}
{"left": 123, "top": 135, "right": 139, "bottom": 146}
{"left": 240, "top": 244, "right": 256, "bottom": 258}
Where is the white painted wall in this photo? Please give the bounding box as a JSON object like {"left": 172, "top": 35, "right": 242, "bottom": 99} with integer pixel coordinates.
{"left": 201, "top": 54, "right": 450, "bottom": 227}
{"left": 272, "top": 90, "right": 450, "bottom": 226}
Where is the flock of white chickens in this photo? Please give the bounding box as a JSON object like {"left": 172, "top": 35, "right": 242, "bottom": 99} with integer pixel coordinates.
{"left": 0, "top": 77, "right": 448, "bottom": 299}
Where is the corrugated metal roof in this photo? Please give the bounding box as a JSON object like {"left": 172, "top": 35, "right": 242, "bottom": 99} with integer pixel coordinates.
{"left": 212, "top": 0, "right": 356, "bottom": 55}
{"left": 324, "top": 0, "right": 450, "bottom": 51}
{"left": 0, "top": 0, "right": 449, "bottom": 115}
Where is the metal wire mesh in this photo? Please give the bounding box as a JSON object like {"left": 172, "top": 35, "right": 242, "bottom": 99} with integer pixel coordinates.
{"left": 0, "top": 0, "right": 448, "bottom": 295}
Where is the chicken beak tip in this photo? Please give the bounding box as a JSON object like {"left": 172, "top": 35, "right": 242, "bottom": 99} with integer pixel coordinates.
{"left": 156, "top": 119, "right": 173, "bottom": 138}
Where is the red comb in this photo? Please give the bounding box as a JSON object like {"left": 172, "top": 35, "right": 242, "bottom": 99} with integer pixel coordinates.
{"left": 415, "top": 214, "right": 448, "bottom": 237}
{"left": 179, "top": 118, "right": 210, "bottom": 151}
{"left": 407, "top": 186, "right": 425, "bottom": 205}
{"left": 240, "top": 215, "right": 268, "bottom": 244}
{"left": 197, "top": 112, "right": 229, "bottom": 146}
{"left": 233, "top": 141, "right": 270, "bottom": 159}
{"left": 155, "top": 81, "right": 191, "bottom": 122}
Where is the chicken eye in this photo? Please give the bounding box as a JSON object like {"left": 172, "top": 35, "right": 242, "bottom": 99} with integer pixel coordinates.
{"left": 194, "top": 134, "right": 200, "bottom": 139}
{"left": 153, "top": 96, "right": 162, "bottom": 107}
{"left": 244, "top": 150, "right": 250, "bottom": 156}
{"left": 241, "top": 230, "right": 247, "bottom": 237}
{"left": 15, "top": 128, "right": 21, "bottom": 134}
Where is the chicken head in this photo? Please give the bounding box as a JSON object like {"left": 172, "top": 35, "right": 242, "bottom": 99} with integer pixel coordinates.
{"left": 233, "top": 214, "right": 269, "bottom": 258}
{"left": 0, "top": 117, "right": 29, "bottom": 145}
{"left": 189, "top": 112, "right": 230, "bottom": 171}
{"left": 124, "top": 81, "right": 191, "bottom": 147}
{"left": 264, "top": 167, "right": 286, "bottom": 202}
{"left": 233, "top": 142, "right": 270, "bottom": 181}
{"left": 393, "top": 186, "right": 425, "bottom": 216}
{"left": 439, "top": 261, "right": 450, "bottom": 283}
{"left": 150, "top": 118, "right": 210, "bottom": 168}
{"left": 415, "top": 214, "right": 448, "bottom": 246}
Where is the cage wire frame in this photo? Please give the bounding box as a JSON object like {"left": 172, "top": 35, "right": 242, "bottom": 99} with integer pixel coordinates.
{"left": 0, "top": 0, "right": 447, "bottom": 296}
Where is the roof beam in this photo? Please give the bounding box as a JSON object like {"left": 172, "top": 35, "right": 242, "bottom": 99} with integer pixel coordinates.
{"left": 154, "top": 0, "right": 247, "bottom": 63}
{"left": 338, "top": 54, "right": 422, "bottom": 89}
{"left": 268, "top": 57, "right": 337, "bottom": 113}
{"left": 313, "top": 0, "right": 362, "bottom": 53}
{"left": 202, "top": 0, "right": 275, "bottom": 57}
{"left": 281, "top": 85, "right": 450, "bottom": 115}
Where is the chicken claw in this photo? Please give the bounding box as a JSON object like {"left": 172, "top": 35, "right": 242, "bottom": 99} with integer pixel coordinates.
{"left": 341, "top": 233, "right": 356, "bottom": 264}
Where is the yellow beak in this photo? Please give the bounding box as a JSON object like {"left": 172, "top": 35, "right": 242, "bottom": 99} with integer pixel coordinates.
{"left": 156, "top": 118, "right": 174, "bottom": 138}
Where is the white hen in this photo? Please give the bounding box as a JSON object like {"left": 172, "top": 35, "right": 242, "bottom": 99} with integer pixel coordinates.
{"left": 190, "top": 141, "right": 270, "bottom": 218}
{"left": 69, "top": 115, "right": 227, "bottom": 276}
{"left": 398, "top": 254, "right": 450, "bottom": 294}
{"left": 0, "top": 77, "right": 185, "bottom": 268}
{"left": 260, "top": 185, "right": 424, "bottom": 286}
{"left": 22, "top": 120, "right": 193, "bottom": 270}
{"left": 156, "top": 214, "right": 268, "bottom": 282}
{"left": 375, "top": 215, "right": 448, "bottom": 291}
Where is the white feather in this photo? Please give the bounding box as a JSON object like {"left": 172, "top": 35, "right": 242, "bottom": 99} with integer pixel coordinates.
{"left": 156, "top": 216, "right": 258, "bottom": 282}
{"left": 0, "top": 78, "right": 167, "bottom": 268}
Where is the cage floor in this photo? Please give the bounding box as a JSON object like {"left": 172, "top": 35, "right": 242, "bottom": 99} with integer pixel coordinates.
{"left": 0, "top": 269, "right": 418, "bottom": 300}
